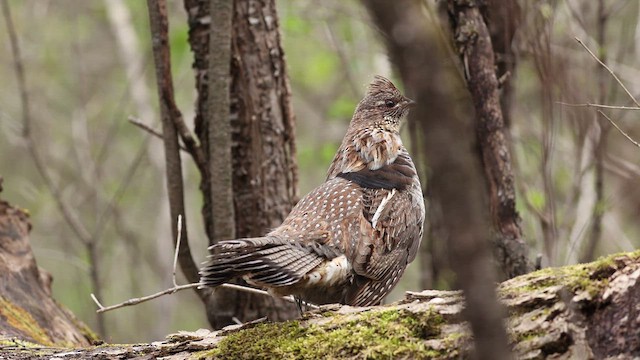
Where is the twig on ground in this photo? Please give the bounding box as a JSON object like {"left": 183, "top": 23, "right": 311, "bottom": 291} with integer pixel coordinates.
{"left": 90, "top": 215, "right": 319, "bottom": 314}
{"left": 91, "top": 283, "right": 200, "bottom": 313}
{"left": 90, "top": 281, "right": 318, "bottom": 314}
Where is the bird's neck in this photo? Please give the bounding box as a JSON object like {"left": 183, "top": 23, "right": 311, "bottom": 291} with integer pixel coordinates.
{"left": 327, "top": 126, "right": 403, "bottom": 179}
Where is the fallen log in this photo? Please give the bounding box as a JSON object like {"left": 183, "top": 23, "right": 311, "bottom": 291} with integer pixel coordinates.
{"left": 1, "top": 177, "right": 639, "bottom": 358}
{"left": 0, "top": 188, "right": 97, "bottom": 348}
{"left": 2, "top": 249, "right": 639, "bottom": 358}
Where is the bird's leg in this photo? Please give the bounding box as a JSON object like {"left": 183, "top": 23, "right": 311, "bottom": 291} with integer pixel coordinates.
{"left": 294, "top": 296, "right": 320, "bottom": 316}
{"left": 295, "top": 296, "right": 304, "bottom": 315}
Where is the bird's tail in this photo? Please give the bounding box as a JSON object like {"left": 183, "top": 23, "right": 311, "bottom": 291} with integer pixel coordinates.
{"left": 199, "top": 236, "right": 333, "bottom": 288}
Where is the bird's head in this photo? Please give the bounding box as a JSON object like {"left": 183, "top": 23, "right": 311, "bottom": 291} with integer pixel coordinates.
{"left": 352, "top": 76, "right": 415, "bottom": 132}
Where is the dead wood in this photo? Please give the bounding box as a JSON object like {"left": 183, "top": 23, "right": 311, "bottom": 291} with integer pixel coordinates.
{"left": 2, "top": 247, "right": 639, "bottom": 359}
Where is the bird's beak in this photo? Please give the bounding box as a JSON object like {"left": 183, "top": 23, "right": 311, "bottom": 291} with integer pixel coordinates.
{"left": 403, "top": 98, "right": 416, "bottom": 108}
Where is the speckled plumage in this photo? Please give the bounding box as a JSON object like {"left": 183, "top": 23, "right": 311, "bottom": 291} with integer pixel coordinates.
{"left": 200, "top": 76, "right": 425, "bottom": 306}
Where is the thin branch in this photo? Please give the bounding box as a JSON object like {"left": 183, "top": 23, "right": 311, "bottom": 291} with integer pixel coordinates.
{"left": 128, "top": 116, "right": 188, "bottom": 151}
{"left": 90, "top": 293, "right": 105, "bottom": 309}
{"left": 172, "top": 215, "right": 182, "bottom": 288}
{"left": 146, "top": 0, "right": 202, "bottom": 289}
{"left": 166, "top": 99, "right": 205, "bottom": 170}
{"left": 575, "top": 37, "right": 640, "bottom": 107}
{"left": 91, "top": 282, "right": 318, "bottom": 314}
{"left": 597, "top": 110, "right": 640, "bottom": 148}
{"left": 91, "top": 283, "right": 200, "bottom": 313}
{"left": 90, "top": 216, "right": 319, "bottom": 313}
{"left": 128, "top": 116, "right": 166, "bottom": 140}
{"left": 556, "top": 102, "right": 640, "bottom": 110}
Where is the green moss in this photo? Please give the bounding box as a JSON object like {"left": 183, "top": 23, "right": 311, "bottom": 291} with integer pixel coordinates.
{"left": 204, "top": 308, "right": 447, "bottom": 359}
{"left": 438, "top": 332, "right": 464, "bottom": 357}
{"left": 69, "top": 314, "right": 101, "bottom": 345}
{"left": 504, "top": 251, "right": 640, "bottom": 297}
{"left": 514, "top": 329, "right": 546, "bottom": 343}
{"left": 0, "top": 296, "right": 53, "bottom": 346}
{"left": 0, "top": 338, "right": 43, "bottom": 348}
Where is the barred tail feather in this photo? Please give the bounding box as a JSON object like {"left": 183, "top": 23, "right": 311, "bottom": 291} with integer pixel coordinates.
{"left": 199, "top": 236, "right": 329, "bottom": 288}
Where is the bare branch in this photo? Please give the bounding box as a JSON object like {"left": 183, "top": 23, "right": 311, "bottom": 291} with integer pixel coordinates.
{"left": 90, "top": 218, "right": 319, "bottom": 314}
{"left": 597, "top": 110, "right": 640, "bottom": 148}
{"left": 556, "top": 102, "right": 640, "bottom": 110}
{"left": 128, "top": 116, "right": 188, "bottom": 151}
{"left": 172, "top": 215, "right": 182, "bottom": 288}
{"left": 92, "top": 283, "right": 200, "bottom": 313}
{"left": 575, "top": 37, "right": 640, "bottom": 108}
{"left": 91, "top": 282, "right": 317, "bottom": 314}
{"left": 146, "top": 0, "right": 202, "bottom": 290}
{"left": 128, "top": 117, "right": 166, "bottom": 140}
{"left": 90, "top": 293, "right": 105, "bottom": 309}
{"left": 145, "top": 2, "right": 204, "bottom": 171}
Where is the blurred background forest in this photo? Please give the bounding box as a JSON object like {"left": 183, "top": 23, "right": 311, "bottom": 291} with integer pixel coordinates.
{"left": 1, "top": 0, "right": 640, "bottom": 344}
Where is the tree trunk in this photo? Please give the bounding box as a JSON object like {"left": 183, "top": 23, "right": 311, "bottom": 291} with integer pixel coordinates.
{"left": 447, "top": 0, "right": 533, "bottom": 279}
{"left": 183, "top": 0, "right": 299, "bottom": 328}
{"left": 5, "top": 251, "right": 640, "bottom": 359}
{"left": 0, "top": 191, "right": 97, "bottom": 347}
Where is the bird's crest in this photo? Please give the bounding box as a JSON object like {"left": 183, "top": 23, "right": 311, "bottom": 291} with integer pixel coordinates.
{"left": 366, "top": 75, "right": 398, "bottom": 96}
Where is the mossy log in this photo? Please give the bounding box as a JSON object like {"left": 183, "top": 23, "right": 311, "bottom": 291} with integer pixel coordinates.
{"left": 1, "top": 176, "right": 638, "bottom": 359}
{"left": 2, "top": 245, "right": 639, "bottom": 358}
{"left": 0, "top": 198, "right": 97, "bottom": 348}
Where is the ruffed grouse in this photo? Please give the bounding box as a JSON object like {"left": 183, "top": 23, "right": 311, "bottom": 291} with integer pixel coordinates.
{"left": 200, "top": 76, "right": 425, "bottom": 306}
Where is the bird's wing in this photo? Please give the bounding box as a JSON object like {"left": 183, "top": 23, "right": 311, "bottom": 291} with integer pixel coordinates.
{"left": 201, "top": 234, "right": 340, "bottom": 288}
{"left": 346, "top": 263, "right": 406, "bottom": 306}
{"left": 346, "top": 183, "right": 424, "bottom": 306}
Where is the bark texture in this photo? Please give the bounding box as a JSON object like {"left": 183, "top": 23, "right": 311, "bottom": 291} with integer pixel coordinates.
{"left": 0, "top": 198, "right": 96, "bottom": 347}
{"left": 207, "top": 0, "right": 236, "bottom": 243}
{"left": 448, "top": 0, "right": 533, "bottom": 279}
{"left": 183, "top": 0, "right": 299, "bottom": 328}
{"left": 484, "top": 0, "right": 520, "bottom": 128}
{"left": 4, "top": 251, "right": 640, "bottom": 359}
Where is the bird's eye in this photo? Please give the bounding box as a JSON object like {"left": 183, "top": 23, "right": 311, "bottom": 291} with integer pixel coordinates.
{"left": 385, "top": 100, "right": 396, "bottom": 108}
